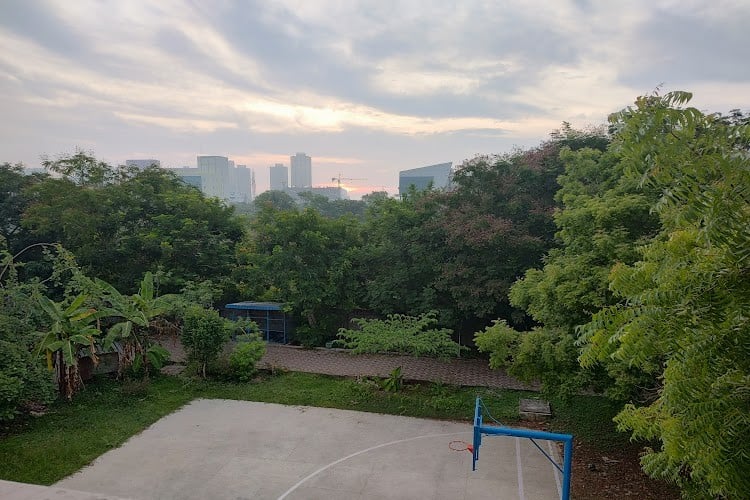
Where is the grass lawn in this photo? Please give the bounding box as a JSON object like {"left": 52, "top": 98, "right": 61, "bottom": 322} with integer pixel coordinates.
{"left": 0, "top": 371, "right": 626, "bottom": 486}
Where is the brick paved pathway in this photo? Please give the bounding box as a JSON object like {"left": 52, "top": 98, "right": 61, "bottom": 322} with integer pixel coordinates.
{"left": 156, "top": 337, "right": 538, "bottom": 391}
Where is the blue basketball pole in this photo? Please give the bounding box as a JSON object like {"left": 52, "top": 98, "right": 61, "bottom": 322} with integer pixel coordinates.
{"left": 472, "top": 397, "right": 573, "bottom": 500}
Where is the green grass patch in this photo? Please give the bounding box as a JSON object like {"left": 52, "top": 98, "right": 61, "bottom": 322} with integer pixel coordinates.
{"left": 0, "top": 371, "right": 622, "bottom": 485}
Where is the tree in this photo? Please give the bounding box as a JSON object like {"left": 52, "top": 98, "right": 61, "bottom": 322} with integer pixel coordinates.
{"left": 0, "top": 248, "right": 55, "bottom": 421}
{"left": 41, "top": 149, "right": 117, "bottom": 187}
{"left": 437, "top": 127, "right": 610, "bottom": 330}
{"left": 578, "top": 92, "right": 750, "bottom": 498}
{"left": 298, "top": 192, "right": 367, "bottom": 219}
{"left": 336, "top": 311, "right": 464, "bottom": 358}
{"left": 252, "top": 190, "right": 297, "bottom": 212}
{"left": 0, "top": 163, "right": 46, "bottom": 253}
{"left": 21, "top": 158, "right": 244, "bottom": 294}
{"left": 357, "top": 189, "right": 447, "bottom": 319}
{"left": 237, "top": 206, "right": 362, "bottom": 345}
{"left": 181, "top": 307, "right": 231, "bottom": 378}
{"left": 477, "top": 145, "right": 662, "bottom": 397}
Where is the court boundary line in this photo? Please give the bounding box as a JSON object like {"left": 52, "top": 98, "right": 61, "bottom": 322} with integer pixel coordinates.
{"left": 276, "top": 431, "right": 470, "bottom": 500}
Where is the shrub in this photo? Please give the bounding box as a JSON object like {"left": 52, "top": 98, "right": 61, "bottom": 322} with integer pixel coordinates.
{"left": 181, "top": 307, "right": 230, "bottom": 378}
{"left": 336, "top": 311, "right": 465, "bottom": 358}
{"left": 0, "top": 339, "right": 55, "bottom": 422}
{"left": 229, "top": 334, "right": 266, "bottom": 382}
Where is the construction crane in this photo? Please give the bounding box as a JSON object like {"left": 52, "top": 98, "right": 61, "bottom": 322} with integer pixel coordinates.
{"left": 331, "top": 173, "right": 367, "bottom": 189}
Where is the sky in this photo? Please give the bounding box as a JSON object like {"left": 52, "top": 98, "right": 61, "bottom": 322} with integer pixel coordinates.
{"left": 1, "top": 0, "right": 749, "bottom": 198}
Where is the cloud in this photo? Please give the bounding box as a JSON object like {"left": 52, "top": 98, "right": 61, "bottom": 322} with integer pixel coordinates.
{"left": 2, "top": 0, "right": 749, "bottom": 197}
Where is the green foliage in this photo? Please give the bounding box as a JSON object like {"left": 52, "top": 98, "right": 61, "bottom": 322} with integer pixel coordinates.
{"left": 35, "top": 293, "right": 101, "bottom": 399}
{"left": 228, "top": 334, "right": 266, "bottom": 382}
{"left": 0, "top": 163, "right": 46, "bottom": 253}
{"left": 181, "top": 307, "right": 231, "bottom": 378}
{"left": 236, "top": 207, "right": 362, "bottom": 344}
{"left": 481, "top": 141, "right": 660, "bottom": 398}
{"left": 336, "top": 312, "right": 464, "bottom": 358}
{"left": 22, "top": 155, "right": 244, "bottom": 294}
{"left": 436, "top": 126, "right": 611, "bottom": 326}
{"left": 380, "top": 366, "right": 403, "bottom": 392}
{"left": 475, "top": 321, "right": 588, "bottom": 397}
{"left": 252, "top": 190, "right": 297, "bottom": 212}
{"left": 578, "top": 91, "right": 750, "bottom": 498}
{"left": 0, "top": 340, "right": 55, "bottom": 422}
{"left": 41, "top": 149, "right": 117, "bottom": 187}
{"left": 298, "top": 192, "right": 367, "bottom": 220}
{"left": 357, "top": 190, "right": 447, "bottom": 319}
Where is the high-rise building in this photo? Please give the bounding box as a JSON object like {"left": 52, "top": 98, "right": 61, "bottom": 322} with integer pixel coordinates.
{"left": 398, "top": 162, "right": 453, "bottom": 197}
{"left": 250, "top": 169, "right": 256, "bottom": 200}
{"left": 269, "top": 163, "right": 288, "bottom": 190}
{"left": 290, "top": 153, "right": 312, "bottom": 188}
{"left": 228, "top": 165, "right": 253, "bottom": 203}
{"left": 125, "top": 159, "right": 160, "bottom": 169}
{"left": 197, "top": 155, "right": 230, "bottom": 199}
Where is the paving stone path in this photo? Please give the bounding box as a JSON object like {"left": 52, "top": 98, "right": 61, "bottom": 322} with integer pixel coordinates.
{"left": 156, "top": 337, "right": 538, "bottom": 391}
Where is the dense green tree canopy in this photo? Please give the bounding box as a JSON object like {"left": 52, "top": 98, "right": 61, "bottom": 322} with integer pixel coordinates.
{"left": 436, "top": 127, "right": 611, "bottom": 328}
{"left": 252, "top": 190, "right": 297, "bottom": 212}
{"left": 236, "top": 206, "right": 362, "bottom": 345}
{"left": 0, "top": 163, "right": 46, "bottom": 252}
{"left": 579, "top": 92, "right": 750, "bottom": 498}
{"left": 20, "top": 155, "right": 244, "bottom": 294}
{"left": 357, "top": 189, "right": 447, "bottom": 319}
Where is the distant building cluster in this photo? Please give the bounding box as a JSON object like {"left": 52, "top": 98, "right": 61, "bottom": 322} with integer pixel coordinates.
{"left": 169, "top": 156, "right": 255, "bottom": 203}
{"left": 120, "top": 153, "right": 453, "bottom": 203}
{"left": 267, "top": 153, "right": 349, "bottom": 201}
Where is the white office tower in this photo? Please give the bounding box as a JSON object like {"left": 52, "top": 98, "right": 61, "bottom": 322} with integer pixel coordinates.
{"left": 228, "top": 165, "right": 253, "bottom": 203}
{"left": 197, "top": 155, "right": 230, "bottom": 199}
{"left": 290, "top": 153, "right": 312, "bottom": 188}
{"left": 250, "top": 169, "right": 256, "bottom": 200}
{"left": 269, "top": 163, "right": 288, "bottom": 190}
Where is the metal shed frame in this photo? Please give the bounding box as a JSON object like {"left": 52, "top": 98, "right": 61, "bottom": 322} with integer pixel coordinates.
{"left": 224, "top": 302, "right": 291, "bottom": 343}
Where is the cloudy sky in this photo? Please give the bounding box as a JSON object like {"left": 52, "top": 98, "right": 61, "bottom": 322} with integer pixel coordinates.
{"left": 1, "top": 0, "right": 748, "bottom": 197}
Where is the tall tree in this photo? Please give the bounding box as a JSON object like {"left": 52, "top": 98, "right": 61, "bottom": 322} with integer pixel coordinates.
{"left": 21, "top": 155, "right": 244, "bottom": 293}
{"left": 0, "top": 163, "right": 46, "bottom": 253}
{"left": 578, "top": 92, "right": 750, "bottom": 498}
{"left": 237, "top": 206, "right": 362, "bottom": 345}
{"left": 437, "top": 126, "right": 610, "bottom": 330}
{"left": 475, "top": 145, "right": 661, "bottom": 396}
{"left": 358, "top": 188, "right": 448, "bottom": 319}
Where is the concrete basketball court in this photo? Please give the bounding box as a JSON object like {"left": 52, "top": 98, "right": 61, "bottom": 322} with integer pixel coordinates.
{"left": 52, "top": 399, "right": 563, "bottom": 500}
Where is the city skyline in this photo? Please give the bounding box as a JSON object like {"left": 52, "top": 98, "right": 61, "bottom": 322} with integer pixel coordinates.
{"left": 2, "top": 1, "right": 749, "bottom": 197}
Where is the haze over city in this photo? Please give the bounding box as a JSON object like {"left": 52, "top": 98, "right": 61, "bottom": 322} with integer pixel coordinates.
{"left": 2, "top": 0, "right": 748, "bottom": 197}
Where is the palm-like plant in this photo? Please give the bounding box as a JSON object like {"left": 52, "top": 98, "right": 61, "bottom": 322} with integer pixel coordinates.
{"left": 36, "top": 293, "right": 100, "bottom": 399}
{"left": 98, "top": 272, "right": 172, "bottom": 374}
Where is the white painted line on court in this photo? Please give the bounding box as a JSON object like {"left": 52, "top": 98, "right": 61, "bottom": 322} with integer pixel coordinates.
{"left": 277, "top": 431, "right": 471, "bottom": 500}
{"left": 515, "top": 437, "right": 526, "bottom": 500}
{"left": 548, "top": 440, "right": 562, "bottom": 497}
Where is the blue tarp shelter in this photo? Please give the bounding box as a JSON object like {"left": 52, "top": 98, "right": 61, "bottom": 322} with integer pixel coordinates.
{"left": 224, "top": 302, "right": 291, "bottom": 343}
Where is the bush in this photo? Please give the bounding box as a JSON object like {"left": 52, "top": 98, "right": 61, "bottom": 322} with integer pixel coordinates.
{"left": 0, "top": 339, "right": 55, "bottom": 422}
{"left": 336, "top": 311, "right": 465, "bottom": 358}
{"left": 229, "top": 334, "right": 266, "bottom": 382}
{"left": 181, "top": 307, "right": 230, "bottom": 378}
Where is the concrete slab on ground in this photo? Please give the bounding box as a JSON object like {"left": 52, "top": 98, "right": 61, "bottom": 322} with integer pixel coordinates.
{"left": 0, "top": 479, "right": 133, "bottom": 500}
{"left": 55, "top": 400, "right": 562, "bottom": 500}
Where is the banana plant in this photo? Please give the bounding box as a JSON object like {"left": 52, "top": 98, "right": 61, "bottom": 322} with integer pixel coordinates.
{"left": 36, "top": 293, "right": 101, "bottom": 399}
{"left": 97, "top": 272, "right": 173, "bottom": 373}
